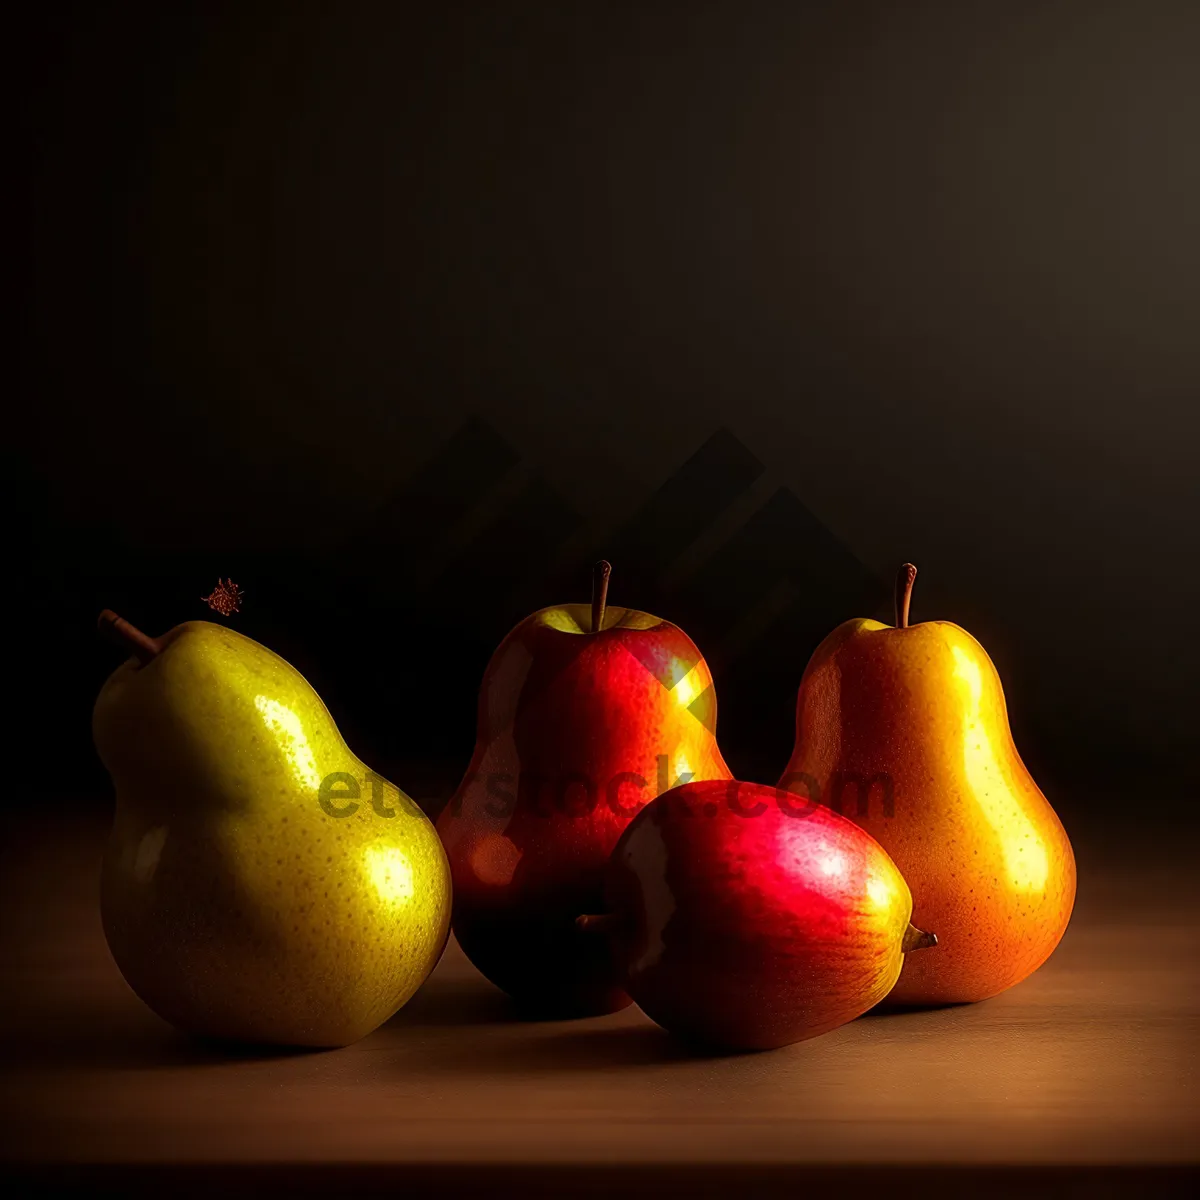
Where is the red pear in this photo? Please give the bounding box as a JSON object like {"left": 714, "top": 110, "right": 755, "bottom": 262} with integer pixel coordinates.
{"left": 582, "top": 779, "right": 934, "bottom": 1049}
{"left": 437, "top": 563, "right": 731, "bottom": 1015}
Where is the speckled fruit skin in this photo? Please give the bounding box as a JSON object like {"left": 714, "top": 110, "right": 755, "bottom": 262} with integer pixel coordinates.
{"left": 600, "top": 780, "right": 917, "bottom": 1050}
{"left": 780, "top": 618, "right": 1076, "bottom": 1006}
{"left": 437, "top": 603, "right": 731, "bottom": 1015}
{"left": 94, "top": 622, "right": 451, "bottom": 1047}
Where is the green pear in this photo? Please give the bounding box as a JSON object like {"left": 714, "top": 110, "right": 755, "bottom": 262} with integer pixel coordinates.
{"left": 93, "top": 613, "right": 451, "bottom": 1047}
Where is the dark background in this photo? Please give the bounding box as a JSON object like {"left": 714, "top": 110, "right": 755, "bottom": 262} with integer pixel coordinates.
{"left": 15, "top": 1, "right": 1199, "bottom": 830}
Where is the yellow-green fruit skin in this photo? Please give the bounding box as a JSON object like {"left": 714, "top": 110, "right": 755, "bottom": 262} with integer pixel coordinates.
{"left": 94, "top": 621, "right": 451, "bottom": 1047}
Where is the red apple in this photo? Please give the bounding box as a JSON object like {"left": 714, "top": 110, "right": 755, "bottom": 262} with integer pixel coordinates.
{"left": 581, "top": 779, "right": 935, "bottom": 1049}
{"left": 437, "top": 563, "right": 732, "bottom": 1015}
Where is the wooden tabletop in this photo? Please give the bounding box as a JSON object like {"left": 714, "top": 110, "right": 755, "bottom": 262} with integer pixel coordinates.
{"left": 1, "top": 808, "right": 1197, "bottom": 1197}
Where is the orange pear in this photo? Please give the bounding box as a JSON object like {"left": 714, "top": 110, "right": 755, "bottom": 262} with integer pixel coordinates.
{"left": 779, "top": 564, "right": 1076, "bottom": 1004}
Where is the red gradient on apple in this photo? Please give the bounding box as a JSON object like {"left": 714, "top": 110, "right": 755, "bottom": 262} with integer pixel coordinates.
{"left": 437, "top": 569, "right": 731, "bottom": 1015}
{"left": 590, "top": 779, "right": 928, "bottom": 1049}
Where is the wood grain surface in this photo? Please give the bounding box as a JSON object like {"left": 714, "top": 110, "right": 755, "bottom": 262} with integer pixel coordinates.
{"left": 1, "top": 810, "right": 1196, "bottom": 1196}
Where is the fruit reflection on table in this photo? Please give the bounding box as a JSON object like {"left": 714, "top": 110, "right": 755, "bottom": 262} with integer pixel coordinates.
{"left": 91, "top": 558, "right": 1076, "bottom": 1053}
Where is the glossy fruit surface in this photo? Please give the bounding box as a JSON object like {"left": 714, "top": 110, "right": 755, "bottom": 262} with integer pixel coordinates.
{"left": 94, "top": 619, "right": 451, "bottom": 1046}
{"left": 593, "top": 779, "right": 926, "bottom": 1049}
{"left": 437, "top": 589, "right": 731, "bottom": 1015}
{"left": 779, "top": 569, "right": 1076, "bottom": 1005}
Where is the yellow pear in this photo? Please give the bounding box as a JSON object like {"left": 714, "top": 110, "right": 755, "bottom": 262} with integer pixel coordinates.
{"left": 93, "top": 612, "right": 451, "bottom": 1046}
{"left": 779, "top": 566, "right": 1076, "bottom": 1004}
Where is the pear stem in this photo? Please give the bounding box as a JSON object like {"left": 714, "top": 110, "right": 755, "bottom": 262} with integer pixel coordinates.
{"left": 591, "top": 559, "right": 612, "bottom": 633}
{"left": 902, "top": 923, "right": 938, "bottom": 954}
{"left": 894, "top": 562, "right": 918, "bottom": 628}
{"left": 97, "top": 610, "right": 162, "bottom": 664}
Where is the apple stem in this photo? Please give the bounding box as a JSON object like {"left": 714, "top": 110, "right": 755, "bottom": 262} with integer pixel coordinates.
{"left": 902, "top": 923, "right": 938, "bottom": 954}
{"left": 894, "top": 562, "right": 918, "bottom": 628}
{"left": 97, "top": 610, "right": 162, "bottom": 664}
{"left": 591, "top": 559, "right": 612, "bottom": 633}
{"left": 576, "top": 912, "right": 627, "bottom": 936}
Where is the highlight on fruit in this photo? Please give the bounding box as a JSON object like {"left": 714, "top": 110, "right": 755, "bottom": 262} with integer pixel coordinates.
{"left": 93, "top": 609, "right": 452, "bottom": 1047}
{"left": 433, "top": 769, "right": 898, "bottom": 822}
{"left": 779, "top": 560, "right": 1077, "bottom": 1006}
{"left": 581, "top": 778, "right": 939, "bottom": 1051}
{"left": 436, "top": 558, "right": 733, "bottom": 1016}
{"left": 91, "top": 552, "right": 1076, "bottom": 1054}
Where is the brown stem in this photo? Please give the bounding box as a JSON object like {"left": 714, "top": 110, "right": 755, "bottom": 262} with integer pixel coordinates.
{"left": 591, "top": 559, "right": 612, "bottom": 633}
{"left": 97, "top": 610, "right": 162, "bottom": 664}
{"left": 894, "top": 562, "right": 918, "bottom": 628}
{"left": 902, "top": 923, "right": 937, "bottom": 954}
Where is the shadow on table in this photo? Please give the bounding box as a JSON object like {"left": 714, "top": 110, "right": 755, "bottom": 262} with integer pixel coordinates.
{"left": 0, "top": 1002, "right": 331, "bottom": 1072}
{"left": 387, "top": 976, "right": 656, "bottom": 1031}
{"left": 389, "top": 1018, "right": 723, "bottom": 1074}
{"left": 860, "top": 998, "right": 970, "bottom": 1019}
{"left": 387, "top": 962, "right": 931, "bottom": 1070}
{"left": 384, "top": 974, "right": 533, "bottom": 1029}
{"left": 383, "top": 974, "right": 751, "bottom": 1071}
